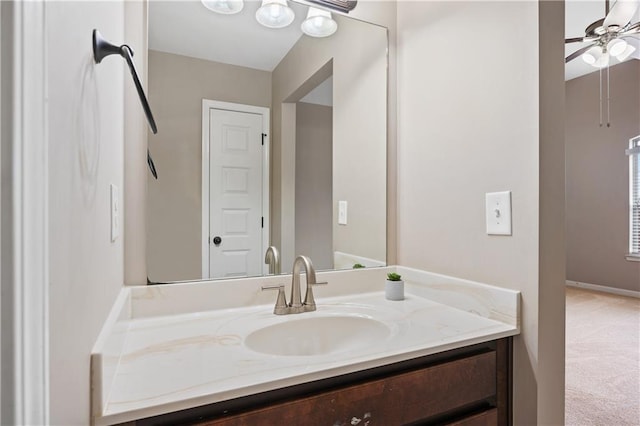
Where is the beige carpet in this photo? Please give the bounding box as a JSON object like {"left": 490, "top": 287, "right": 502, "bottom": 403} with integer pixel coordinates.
{"left": 565, "top": 287, "right": 640, "bottom": 426}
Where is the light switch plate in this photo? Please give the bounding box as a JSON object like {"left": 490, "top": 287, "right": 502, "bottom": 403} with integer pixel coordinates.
{"left": 111, "top": 184, "right": 119, "bottom": 242}
{"left": 485, "top": 191, "right": 512, "bottom": 236}
{"left": 338, "top": 200, "right": 348, "bottom": 225}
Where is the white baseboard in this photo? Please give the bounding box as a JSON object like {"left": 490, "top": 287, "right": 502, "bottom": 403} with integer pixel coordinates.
{"left": 566, "top": 280, "right": 640, "bottom": 299}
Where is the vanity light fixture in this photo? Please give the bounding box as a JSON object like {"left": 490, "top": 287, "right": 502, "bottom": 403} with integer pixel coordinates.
{"left": 306, "top": 0, "right": 357, "bottom": 13}
{"left": 256, "top": 0, "right": 295, "bottom": 29}
{"left": 201, "top": 0, "right": 244, "bottom": 15}
{"left": 301, "top": 7, "right": 337, "bottom": 37}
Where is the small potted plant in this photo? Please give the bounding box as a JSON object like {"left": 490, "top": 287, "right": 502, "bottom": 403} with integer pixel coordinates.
{"left": 352, "top": 263, "right": 365, "bottom": 269}
{"left": 385, "top": 272, "right": 404, "bottom": 301}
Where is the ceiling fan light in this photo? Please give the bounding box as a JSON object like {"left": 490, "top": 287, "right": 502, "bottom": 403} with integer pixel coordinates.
{"left": 582, "top": 46, "right": 601, "bottom": 65}
{"left": 593, "top": 52, "right": 610, "bottom": 68}
{"left": 615, "top": 43, "right": 636, "bottom": 61}
{"left": 301, "top": 7, "right": 337, "bottom": 37}
{"left": 256, "top": 0, "right": 295, "bottom": 29}
{"left": 607, "top": 38, "right": 628, "bottom": 57}
{"left": 201, "top": 0, "right": 244, "bottom": 14}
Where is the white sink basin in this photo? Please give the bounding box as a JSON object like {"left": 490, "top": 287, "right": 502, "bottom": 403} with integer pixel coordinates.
{"left": 216, "top": 303, "right": 405, "bottom": 357}
{"left": 245, "top": 315, "right": 392, "bottom": 357}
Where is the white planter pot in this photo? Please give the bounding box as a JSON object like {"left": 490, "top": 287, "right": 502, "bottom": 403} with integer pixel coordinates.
{"left": 385, "top": 279, "right": 404, "bottom": 301}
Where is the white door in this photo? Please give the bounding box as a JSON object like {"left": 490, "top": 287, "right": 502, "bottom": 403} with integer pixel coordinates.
{"left": 209, "top": 108, "right": 264, "bottom": 278}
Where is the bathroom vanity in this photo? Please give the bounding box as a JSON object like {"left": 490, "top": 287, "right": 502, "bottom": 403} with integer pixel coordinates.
{"left": 92, "top": 266, "right": 519, "bottom": 426}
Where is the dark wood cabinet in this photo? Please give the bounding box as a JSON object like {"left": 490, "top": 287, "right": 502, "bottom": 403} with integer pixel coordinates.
{"left": 134, "top": 337, "right": 512, "bottom": 426}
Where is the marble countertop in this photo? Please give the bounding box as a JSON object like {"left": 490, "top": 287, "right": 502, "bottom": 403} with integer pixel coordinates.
{"left": 91, "top": 266, "right": 520, "bottom": 425}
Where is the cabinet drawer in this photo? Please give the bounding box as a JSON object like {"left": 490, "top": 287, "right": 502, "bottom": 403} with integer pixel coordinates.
{"left": 204, "top": 351, "right": 497, "bottom": 426}
{"left": 446, "top": 409, "right": 498, "bottom": 426}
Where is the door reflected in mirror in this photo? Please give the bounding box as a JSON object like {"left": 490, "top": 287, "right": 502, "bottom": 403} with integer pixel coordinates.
{"left": 146, "top": 0, "right": 387, "bottom": 283}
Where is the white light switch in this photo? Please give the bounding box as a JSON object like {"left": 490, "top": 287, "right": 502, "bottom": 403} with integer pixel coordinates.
{"left": 111, "top": 184, "right": 119, "bottom": 242}
{"left": 485, "top": 191, "right": 512, "bottom": 236}
{"left": 338, "top": 201, "right": 348, "bottom": 225}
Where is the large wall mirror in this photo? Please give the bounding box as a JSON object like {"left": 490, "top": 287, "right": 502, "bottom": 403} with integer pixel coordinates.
{"left": 146, "top": 0, "right": 387, "bottom": 283}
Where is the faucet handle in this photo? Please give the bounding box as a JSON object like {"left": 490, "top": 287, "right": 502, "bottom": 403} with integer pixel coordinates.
{"left": 261, "top": 284, "right": 288, "bottom": 315}
{"left": 303, "top": 281, "right": 328, "bottom": 312}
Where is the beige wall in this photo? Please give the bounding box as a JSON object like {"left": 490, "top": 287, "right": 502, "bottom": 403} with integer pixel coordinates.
{"left": 295, "top": 102, "right": 333, "bottom": 270}
{"left": 120, "top": 1, "right": 570, "bottom": 423}
{"left": 272, "top": 15, "right": 387, "bottom": 269}
{"left": 46, "top": 2, "right": 127, "bottom": 424}
{"left": 146, "top": 51, "right": 271, "bottom": 282}
{"left": 566, "top": 59, "right": 640, "bottom": 293}
{"left": 537, "top": 2, "right": 567, "bottom": 422}
{"left": 396, "top": 1, "right": 565, "bottom": 424}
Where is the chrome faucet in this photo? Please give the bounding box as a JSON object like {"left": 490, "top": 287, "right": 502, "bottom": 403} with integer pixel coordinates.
{"left": 262, "top": 255, "right": 327, "bottom": 315}
{"left": 264, "top": 246, "right": 281, "bottom": 275}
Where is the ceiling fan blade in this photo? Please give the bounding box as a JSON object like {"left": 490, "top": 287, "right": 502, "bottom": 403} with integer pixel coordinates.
{"left": 621, "top": 22, "right": 640, "bottom": 37}
{"left": 565, "top": 37, "right": 585, "bottom": 43}
{"left": 565, "top": 43, "right": 597, "bottom": 63}
{"left": 603, "top": 0, "right": 639, "bottom": 28}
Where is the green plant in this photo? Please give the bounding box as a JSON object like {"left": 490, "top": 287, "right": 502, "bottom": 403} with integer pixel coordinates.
{"left": 353, "top": 263, "right": 365, "bottom": 269}
{"left": 387, "top": 272, "right": 402, "bottom": 281}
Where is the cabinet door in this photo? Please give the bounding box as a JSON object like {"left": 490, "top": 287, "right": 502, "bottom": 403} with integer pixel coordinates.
{"left": 202, "top": 351, "right": 497, "bottom": 426}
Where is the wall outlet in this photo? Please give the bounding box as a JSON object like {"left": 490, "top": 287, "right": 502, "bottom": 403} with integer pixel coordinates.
{"left": 111, "top": 184, "right": 119, "bottom": 242}
{"left": 485, "top": 191, "right": 512, "bottom": 236}
{"left": 338, "top": 201, "right": 348, "bottom": 225}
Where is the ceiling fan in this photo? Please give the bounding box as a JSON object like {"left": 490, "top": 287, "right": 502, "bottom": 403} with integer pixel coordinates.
{"left": 565, "top": 0, "right": 639, "bottom": 127}
{"left": 565, "top": 0, "right": 639, "bottom": 67}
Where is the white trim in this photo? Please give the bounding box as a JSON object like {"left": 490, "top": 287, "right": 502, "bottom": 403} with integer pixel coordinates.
{"left": 626, "top": 146, "right": 640, "bottom": 155}
{"left": 4, "top": 1, "right": 49, "bottom": 423}
{"left": 201, "top": 99, "right": 270, "bottom": 279}
{"left": 625, "top": 254, "right": 640, "bottom": 262}
{"left": 566, "top": 280, "right": 640, "bottom": 299}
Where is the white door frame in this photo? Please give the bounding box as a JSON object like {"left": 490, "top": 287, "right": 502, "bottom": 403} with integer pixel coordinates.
{"left": 1, "top": 0, "right": 49, "bottom": 424}
{"left": 201, "top": 99, "right": 270, "bottom": 279}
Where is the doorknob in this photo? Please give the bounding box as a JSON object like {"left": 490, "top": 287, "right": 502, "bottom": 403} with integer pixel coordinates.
{"left": 213, "top": 236, "right": 222, "bottom": 246}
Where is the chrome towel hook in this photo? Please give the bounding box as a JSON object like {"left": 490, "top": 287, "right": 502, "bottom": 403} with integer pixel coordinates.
{"left": 92, "top": 29, "right": 159, "bottom": 179}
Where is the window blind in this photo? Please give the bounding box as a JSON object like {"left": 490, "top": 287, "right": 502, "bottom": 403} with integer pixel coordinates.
{"left": 628, "top": 136, "right": 640, "bottom": 256}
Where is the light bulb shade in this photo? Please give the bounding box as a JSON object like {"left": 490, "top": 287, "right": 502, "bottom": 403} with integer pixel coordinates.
{"left": 607, "top": 38, "right": 628, "bottom": 57}
{"left": 594, "top": 52, "right": 610, "bottom": 68}
{"left": 582, "top": 46, "right": 602, "bottom": 65}
{"left": 256, "top": 0, "right": 295, "bottom": 29}
{"left": 301, "top": 8, "right": 337, "bottom": 37}
{"left": 615, "top": 43, "right": 636, "bottom": 61}
{"left": 201, "top": 0, "right": 244, "bottom": 14}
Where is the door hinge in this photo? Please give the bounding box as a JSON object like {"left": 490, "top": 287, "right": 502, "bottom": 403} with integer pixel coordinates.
{"left": 261, "top": 133, "right": 267, "bottom": 146}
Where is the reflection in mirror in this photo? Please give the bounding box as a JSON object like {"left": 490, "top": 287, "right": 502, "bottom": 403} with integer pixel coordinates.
{"left": 146, "top": 0, "right": 387, "bottom": 283}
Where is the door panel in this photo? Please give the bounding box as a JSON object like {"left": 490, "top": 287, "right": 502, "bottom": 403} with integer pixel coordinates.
{"left": 209, "top": 109, "right": 263, "bottom": 279}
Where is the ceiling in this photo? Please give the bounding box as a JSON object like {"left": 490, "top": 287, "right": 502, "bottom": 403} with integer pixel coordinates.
{"left": 565, "top": 0, "right": 640, "bottom": 80}
{"left": 148, "top": 0, "right": 309, "bottom": 71}
{"left": 151, "top": 0, "right": 638, "bottom": 80}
